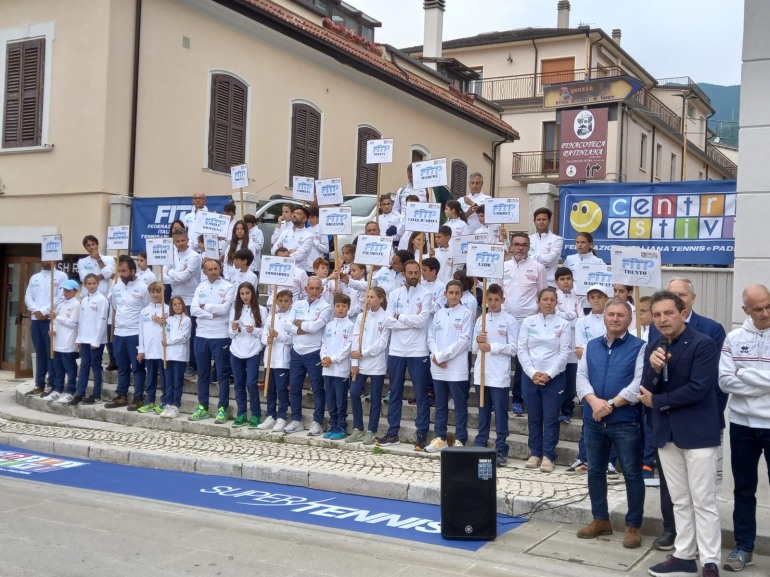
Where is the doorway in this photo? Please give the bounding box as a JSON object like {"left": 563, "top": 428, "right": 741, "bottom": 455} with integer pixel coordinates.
{"left": 0, "top": 256, "right": 41, "bottom": 377}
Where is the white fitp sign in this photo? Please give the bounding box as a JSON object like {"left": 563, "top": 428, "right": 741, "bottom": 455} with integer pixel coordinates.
{"left": 41, "top": 235, "right": 63, "bottom": 262}
{"left": 411, "top": 158, "right": 447, "bottom": 189}
{"left": 466, "top": 243, "right": 505, "bottom": 279}
{"left": 452, "top": 233, "right": 487, "bottom": 265}
{"left": 292, "top": 176, "right": 315, "bottom": 202}
{"left": 194, "top": 211, "right": 231, "bottom": 236}
{"left": 354, "top": 235, "right": 393, "bottom": 267}
{"left": 484, "top": 198, "right": 520, "bottom": 225}
{"left": 231, "top": 164, "right": 248, "bottom": 189}
{"left": 315, "top": 178, "right": 343, "bottom": 206}
{"left": 146, "top": 237, "right": 174, "bottom": 265}
{"left": 574, "top": 264, "right": 613, "bottom": 296}
{"left": 260, "top": 256, "right": 295, "bottom": 287}
{"left": 365, "top": 139, "right": 394, "bottom": 164}
{"left": 610, "top": 245, "right": 662, "bottom": 288}
{"left": 106, "top": 226, "right": 130, "bottom": 250}
{"left": 203, "top": 234, "right": 220, "bottom": 260}
{"left": 319, "top": 206, "right": 352, "bottom": 235}
{"left": 404, "top": 202, "right": 441, "bottom": 233}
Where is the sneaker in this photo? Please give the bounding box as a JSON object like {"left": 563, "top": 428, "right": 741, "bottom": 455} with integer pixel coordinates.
{"left": 248, "top": 416, "right": 261, "bottom": 429}
{"left": 166, "top": 405, "right": 180, "bottom": 419}
{"left": 127, "top": 397, "right": 144, "bottom": 411}
{"left": 453, "top": 439, "right": 463, "bottom": 447}
{"left": 231, "top": 414, "right": 249, "bottom": 428}
{"left": 67, "top": 394, "right": 83, "bottom": 406}
{"left": 104, "top": 396, "right": 128, "bottom": 409}
{"left": 257, "top": 416, "right": 276, "bottom": 430}
{"left": 525, "top": 456, "right": 542, "bottom": 469}
{"left": 81, "top": 395, "right": 99, "bottom": 405}
{"left": 566, "top": 459, "right": 588, "bottom": 474}
{"left": 56, "top": 393, "right": 74, "bottom": 404}
{"left": 496, "top": 451, "right": 508, "bottom": 467}
{"left": 41, "top": 387, "right": 53, "bottom": 398}
{"left": 323, "top": 429, "right": 335, "bottom": 439}
{"left": 413, "top": 434, "right": 428, "bottom": 452}
{"left": 540, "top": 456, "right": 555, "bottom": 473}
{"left": 362, "top": 431, "right": 376, "bottom": 446}
{"left": 512, "top": 403, "right": 525, "bottom": 417}
{"left": 42, "top": 391, "right": 61, "bottom": 401}
{"left": 184, "top": 366, "right": 196, "bottom": 378}
{"left": 283, "top": 420, "right": 304, "bottom": 434}
{"left": 653, "top": 531, "right": 677, "bottom": 551}
{"left": 607, "top": 463, "right": 619, "bottom": 479}
{"left": 214, "top": 407, "right": 228, "bottom": 424}
{"left": 137, "top": 402, "right": 157, "bottom": 414}
{"left": 188, "top": 405, "right": 211, "bottom": 421}
{"left": 154, "top": 404, "right": 165, "bottom": 415}
{"left": 643, "top": 465, "right": 654, "bottom": 479}
{"left": 272, "top": 418, "right": 287, "bottom": 433}
{"left": 375, "top": 434, "right": 400, "bottom": 447}
{"left": 345, "top": 429, "right": 364, "bottom": 443}
{"left": 328, "top": 429, "right": 346, "bottom": 441}
{"left": 723, "top": 549, "right": 753, "bottom": 572}
{"left": 159, "top": 406, "right": 172, "bottom": 418}
{"left": 307, "top": 421, "right": 323, "bottom": 436}
{"left": 702, "top": 563, "right": 720, "bottom": 577}
{"left": 648, "top": 555, "right": 697, "bottom": 577}
{"left": 25, "top": 386, "right": 45, "bottom": 396}
{"left": 425, "top": 437, "right": 448, "bottom": 453}
{"left": 559, "top": 414, "right": 571, "bottom": 424}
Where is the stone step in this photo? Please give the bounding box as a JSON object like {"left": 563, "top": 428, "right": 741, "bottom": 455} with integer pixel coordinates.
{"left": 18, "top": 384, "right": 581, "bottom": 466}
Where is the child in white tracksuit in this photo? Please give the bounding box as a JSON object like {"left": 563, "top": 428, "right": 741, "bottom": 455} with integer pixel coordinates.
{"left": 320, "top": 293, "right": 354, "bottom": 440}
{"left": 348, "top": 287, "right": 391, "bottom": 445}
{"left": 48, "top": 280, "right": 81, "bottom": 402}
{"left": 161, "top": 296, "right": 191, "bottom": 418}
{"left": 258, "top": 289, "right": 293, "bottom": 433}
{"left": 137, "top": 282, "right": 169, "bottom": 413}
{"left": 74, "top": 274, "right": 109, "bottom": 404}
{"left": 427, "top": 280, "right": 474, "bottom": 452}
{"left": 228, "top": 281, "right": 267, "bottom": 428}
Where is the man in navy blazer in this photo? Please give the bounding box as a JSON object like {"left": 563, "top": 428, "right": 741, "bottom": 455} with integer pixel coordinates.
{"left": 639, "top": 290, "right": 721, "bottom": 577}
{"left": 645, "top": 278, "right": 726, "bottom": 552}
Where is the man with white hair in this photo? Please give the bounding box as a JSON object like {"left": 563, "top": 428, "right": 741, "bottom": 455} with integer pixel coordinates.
{"left": 459, "top": 172, "right": 490, "bottom": 233}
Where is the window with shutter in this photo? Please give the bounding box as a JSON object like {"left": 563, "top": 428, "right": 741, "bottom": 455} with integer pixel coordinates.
{"left": 451, "top": 160, "right": 468, "bottom": 199}
{"left": 290, "top": 103, "right": 321, "bottom": 180}
{"left": 2, "top": 38, "right": 45, "bottom": 148}
{"left": 207, "top": 74, "right": 248, "bottom": 173}
{"left": 355, "top": 126, "right": 381, "bottom": 195}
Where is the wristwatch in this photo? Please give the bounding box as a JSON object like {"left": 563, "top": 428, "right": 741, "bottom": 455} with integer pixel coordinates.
{"left": 607, "top": 398, "right": 616, "bottom": 408}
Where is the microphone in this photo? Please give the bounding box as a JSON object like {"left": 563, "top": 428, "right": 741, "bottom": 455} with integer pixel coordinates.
{"left": 658, "top": 338, "right": 669, "bottom": 384}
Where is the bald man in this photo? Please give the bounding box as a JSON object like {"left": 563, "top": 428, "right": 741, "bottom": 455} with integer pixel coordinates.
{"left": 719, "top": 284, "right": 770, "bottom": 572}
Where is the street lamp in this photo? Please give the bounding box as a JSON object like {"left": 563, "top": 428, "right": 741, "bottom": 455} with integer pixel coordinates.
{"left": 676, "top": 90, "right": 700, "bottom": 180}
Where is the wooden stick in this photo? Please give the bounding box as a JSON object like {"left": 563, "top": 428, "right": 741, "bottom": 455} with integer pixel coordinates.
{"left": 334, "top": 235, "right": 340, "bottom": 292}
{"left": 263, "top": 285, "right": 278, "bottom": 401}
{"left": 357, "top": 266, "right": 374, "bottom": 352}
{"left": 110, "top": 250, "right": 119, "bottom": 340}
{"left": 161, "top": 267, "right": 167, "bottom": 369}
{"left": 634, "top": 286, "right": 642, "bottom": 338}
{"left": 49, "top": 261, "right": 55, "bottom": 360}
{"left": 479, "top": 277, "right": 487, "bottom": 409}
{"left": 375, "top": 163, "right": 382, "bottom": 221}
{"left": 239, "top": 186, "right": 245, "bottom": 218}
{"left": 429, "top": 187, "right": 436, "bottom": 247}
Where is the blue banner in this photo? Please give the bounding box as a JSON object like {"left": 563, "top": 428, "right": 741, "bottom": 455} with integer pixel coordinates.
{"left": 558, "top": 180, "right": 737, "bottom": 265}
{"left": 130, "top": 196, "right": 230, "bottom": 251}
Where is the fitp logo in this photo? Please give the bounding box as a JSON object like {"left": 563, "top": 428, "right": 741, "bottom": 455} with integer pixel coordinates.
{"left": 296, "top": 181, "right": 312, "bottom": 194}
{"left": 363, "top": 242, "right": 389, "bottom": 254}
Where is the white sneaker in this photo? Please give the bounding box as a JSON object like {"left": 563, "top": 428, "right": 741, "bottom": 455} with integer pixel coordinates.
{"left": 166, "top": 405, "right": 180, "bottom": 419}
{"left": 257, "top": 416, "right": 276, "bottom": 430}
{"left": 272, "top": 418, "right": 287, "bottom": 433}
{"left": 159, "top": 405, "right": 171, "bottom": 418}
{"left": 307, "top": 421, "right": 323, "bottom": 436}
{"left": 43, "top": 391, "right": 61, "bottom": 401}
{"left": 425, "top": 437, "right": 448, "bottom": 453}
{"left": 283, "top": 420, "right": 304, "bottom": 434}
{"left": 453, "top": 439, "right": 463, "bottom": 447}
{"left": 55, "top": 393, "right": 73, "bottom": 404}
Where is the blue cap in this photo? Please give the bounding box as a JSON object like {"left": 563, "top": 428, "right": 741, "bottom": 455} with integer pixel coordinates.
{"left": 61, "top": 279, "right": 79, "bottom": 291}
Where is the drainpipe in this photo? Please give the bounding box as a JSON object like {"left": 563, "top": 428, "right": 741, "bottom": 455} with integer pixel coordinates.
{"left": 483, "top": 139, "right": 508, "bottom": 197}
{"left": 618, "top": 104, "right": 626, "bottom": 182}
{"left": 127, "top": 0, "right": 142, "bottom": 197}
{"left": 649, "top": 125, "right": 656, "bottom": 183}
{"left": 531, "top": 39, "right": 538, "bottom": 98}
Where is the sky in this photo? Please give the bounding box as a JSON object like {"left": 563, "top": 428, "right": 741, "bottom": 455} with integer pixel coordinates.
{"left": 351, "top": 0, "right": 744, "bottom": 86}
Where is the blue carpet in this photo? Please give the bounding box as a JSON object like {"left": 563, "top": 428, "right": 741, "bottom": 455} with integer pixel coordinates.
{"left": 0, "top": 445, "right": 525, "bottom": 550}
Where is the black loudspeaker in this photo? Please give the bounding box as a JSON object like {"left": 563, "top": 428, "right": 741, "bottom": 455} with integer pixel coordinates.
{"left": 440, "top": 446, "right": 497, "bottom": 540}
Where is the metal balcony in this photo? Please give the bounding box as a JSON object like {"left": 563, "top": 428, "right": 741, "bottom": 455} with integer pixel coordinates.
{"left": 511, "top": 150, "right": 560, "bottom": 179}
{"left": 656, "top": 76, "right": 712, "bottom": 106}
{"left": 469, "top": 67, "right": 624, "bottom": 102}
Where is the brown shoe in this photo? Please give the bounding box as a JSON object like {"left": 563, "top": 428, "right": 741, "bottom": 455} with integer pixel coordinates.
{"left": 127, "top": 397, "right": 144, "bottom": 411}
{"left": 539, "top": 456, "right": 555, "bottom": 473}
{"left": 524, "top": 456, "right": 542, "bottom": 469}
{"left": 623, "top": 525, "right": 641, "bottom": 548}
{"left": 577, "top": 519, "right": 613, "bottom": 539}
{"left": 104, "top": 396, "right": 128, "bottom": 409}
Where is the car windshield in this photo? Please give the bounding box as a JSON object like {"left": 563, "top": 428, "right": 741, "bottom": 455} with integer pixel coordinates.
{"left": 343, "top": 195, "right": 376, "bottom": 217}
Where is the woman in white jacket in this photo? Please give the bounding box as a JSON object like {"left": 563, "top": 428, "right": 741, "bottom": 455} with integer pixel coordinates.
{"left": 228, "top": 282, "right": 266, "bottom": 428}
{"left": 136, "top": 282, "right": 170, "bottom": 414}
{"left": 518, "top": 287, "right": 572, "bottom": 473}
{"left": 426, "top": 280, "right": 474, "bottom": 453}
{"left": 349, "top": 287, "right": 391, "bottom": 445}
{"left": 161, "top": 296, "right": 191, "bottom": 419}
{"left": 562, "top": 232, "right": 605, "bottom": 312}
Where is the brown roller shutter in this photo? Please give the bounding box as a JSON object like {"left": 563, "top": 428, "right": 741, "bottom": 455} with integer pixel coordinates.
{"left": 355, "top": 126, "right": 381, "bottom": 195}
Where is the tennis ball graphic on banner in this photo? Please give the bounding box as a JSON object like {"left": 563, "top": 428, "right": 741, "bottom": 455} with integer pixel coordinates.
{"left": 570, "top": 200, "right": 602, "bottom": 233}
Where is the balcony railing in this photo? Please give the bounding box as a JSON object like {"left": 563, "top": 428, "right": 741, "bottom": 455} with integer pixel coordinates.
{"left": 470, "top": 67, "right": 624, "bottom": 102}
{"left": 512, "top": 150, "right": 560, "bottom": 177}
{"left": 656, "top": 76, "right": 712, "bottom": 106}
{"left": 705, "top": 141, "right": 738, "bottom": 178}
{"left": 629, "top": 89, "right": 683, "bottom": 134}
